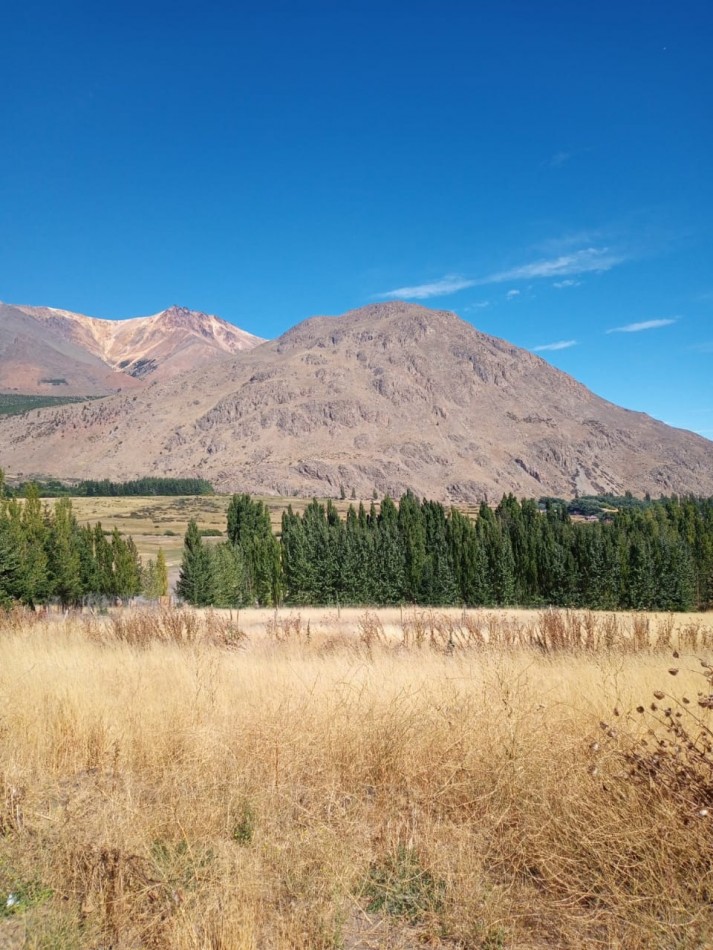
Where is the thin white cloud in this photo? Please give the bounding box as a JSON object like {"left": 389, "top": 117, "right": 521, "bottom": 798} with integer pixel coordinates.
{"left": 606, "top": 318, "right": 677, "bottom": 334}
{"left": 546, "top": 150, "right": 572, "bottom": 168}
{"left": 379, "top": 246, "right": 625, "bottom": 300}
{"left": 553, "top": 279, "right": 580, "bottom": 289}
{"left": 485, "top": 247, "right": 623, "bottom": 283}
{"left": 379, "top": 275, "right": 476, "bottom": 300}
{"left": 506, "top": 289, "right": 520, "bottom": 299}
{"left": 532, "top": 340, "right": 578, "bottom": 352}
{"left": 534, "top": 230, "right": 604, "bottom": 254}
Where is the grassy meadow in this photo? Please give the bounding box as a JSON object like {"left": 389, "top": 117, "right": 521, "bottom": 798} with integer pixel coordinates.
{"left": 2, "top": 606, "right": 713, "bottom": 948}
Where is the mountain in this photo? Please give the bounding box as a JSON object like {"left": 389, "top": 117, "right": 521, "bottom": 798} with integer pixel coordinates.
{"left": 0, "top": 302, "right": 264, "bottom": 395}
{"left": 1, "top": 301, "right": 713, "bottom": 502}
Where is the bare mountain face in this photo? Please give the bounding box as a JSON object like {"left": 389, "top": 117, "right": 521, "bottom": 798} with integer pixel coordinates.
{"left": 2, "top": 301, "right": 713, "bottom": 502}
{"left": 0, "top": 302, "right": 264, "bottom": 395}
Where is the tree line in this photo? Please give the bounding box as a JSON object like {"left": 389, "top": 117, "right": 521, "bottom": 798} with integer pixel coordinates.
{"left": 0, "top": 476, "right": 168, "bottom": 607}
{"left": 3, "top": 476, "right": 214, "bottom": 498}
{"left": 178, "top": 492, "right": 713, "bottom": 611}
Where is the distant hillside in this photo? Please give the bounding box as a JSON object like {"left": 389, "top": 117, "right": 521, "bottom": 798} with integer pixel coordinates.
{"left": 1, "top": 301, "right": 712, "bottom": 502}
{"left": 0, "top": 302, "right": 265, "bottom": 396}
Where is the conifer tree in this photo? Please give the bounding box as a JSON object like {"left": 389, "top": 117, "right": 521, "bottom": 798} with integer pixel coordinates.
{"left": 177, "top": 519, "right": 215, "bottom": 606}
{"left": 46, "top": 498, "right": 83, "bottom": 606}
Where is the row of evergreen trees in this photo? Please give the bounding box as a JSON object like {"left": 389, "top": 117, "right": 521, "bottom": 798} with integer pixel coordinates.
{"left": 178, "top": 493, "right": 713, "bottom": 611}
{"left": 177, "top": 495, "right": 281, "bottom": 607}
{"left": 0, "top": 476, "right": 168, "bottom": 607}
{"left": 4, "top": 476, "right": 214, "bottom": 498}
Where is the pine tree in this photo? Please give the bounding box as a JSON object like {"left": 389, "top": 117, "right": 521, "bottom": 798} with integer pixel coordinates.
{"left": 19, "top": 483, "right": 49, "bottom": 605}
{"left": 227, "top": 494, "right": 282, "bottom": 605}
{"left": 46, "top": 498, "right": 83, "bottom": 606}
{"left": 398, "top": 491, "right": 426, "bottom": 602}
{"left": 177, "top": 520, "right": 215, "bottom": 606}
{"left": 373, "top": 496, "right": 405, "bottom": 604}
{"left": 0, "top": 513, "right": 21, "bottom": 607}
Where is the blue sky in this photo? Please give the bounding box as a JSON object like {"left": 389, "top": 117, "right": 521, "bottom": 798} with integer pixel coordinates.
{"left": 2, "top": 1, "right": 712, "bottom": 437}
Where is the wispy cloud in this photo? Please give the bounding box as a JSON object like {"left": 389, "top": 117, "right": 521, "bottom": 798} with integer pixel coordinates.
{"left": 545, "top": 150, "right": 572, "bottom": 168}
{"left": 379, "top": 246, "right": 625, "bottom": 300}
{"left": 506, "top": 289, "right": 520, "bottom": 299}
{"left": 532, "top": 340, "right": 578, "bottom": 352}
{"left": 486, "top": 247, "right": 623, "bottom": 283}
{"left": 534, "top": 230, "right": 604, "bottom": 254}
{"left": 553, "top": 278, "right": 580, "bottom": 289}
{"left": 606, "top": 318, "right": 678, "bottom": 334}
{"left": 379, "top": 275, "right": 476, "bottom": 300}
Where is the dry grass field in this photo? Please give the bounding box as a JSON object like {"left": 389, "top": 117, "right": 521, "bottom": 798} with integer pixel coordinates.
{"left": 3, "top": 606, "right": 713, "bottom": 948}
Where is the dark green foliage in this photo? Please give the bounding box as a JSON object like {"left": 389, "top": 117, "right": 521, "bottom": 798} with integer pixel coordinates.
{"left": 176, "top": 520, "right": 215, "bottom": 606}
{"left": 3, "top": 476, "right": 214, "bottom": 498}
{"left": 227, "top": 494, "right": 282, "bottom": 605}
{"left": 0, "top": 393, "right": 94, "bottom": 416}
{"left": 272, "top": 492, "right": 713, "bottom": 611}
{"left": 0, "top": 475, "right": 143, "bottom": 607}
{"left": 79, "top": 477, "right": 214, "bottom": 496}
{"left": 0, "top": 486, "right": 141, "bottom": 607}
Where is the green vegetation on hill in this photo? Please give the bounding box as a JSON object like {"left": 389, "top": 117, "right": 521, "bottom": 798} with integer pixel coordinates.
{"left": 178, "top": 491, "right": 713, "bottom": 611}
{"left": 0, "top": 393, "right": 96, "bottom": 416}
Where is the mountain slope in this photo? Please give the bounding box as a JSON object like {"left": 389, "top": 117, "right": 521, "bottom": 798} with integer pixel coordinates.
{"left": 0, "top": 303, "right": 265, "bottom": 394}
{"left": 0, "top": 303, "right": 140, "bottom": 397}
{"left": 1, "top": 301, "right": 712, "bottom": 501}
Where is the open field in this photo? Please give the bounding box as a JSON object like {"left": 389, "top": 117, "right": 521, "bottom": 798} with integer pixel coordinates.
{"left": 3, "top": 607, "right": 713, "bottom": 948}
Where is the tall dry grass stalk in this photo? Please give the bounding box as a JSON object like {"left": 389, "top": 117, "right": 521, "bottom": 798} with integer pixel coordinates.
{"left": 1, "top": 607, "right": 713, "bottom": 947}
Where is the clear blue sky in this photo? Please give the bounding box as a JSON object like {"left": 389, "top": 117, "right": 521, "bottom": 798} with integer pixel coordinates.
{"left": 2, "top": 1, "right": 712, "bottom": 437}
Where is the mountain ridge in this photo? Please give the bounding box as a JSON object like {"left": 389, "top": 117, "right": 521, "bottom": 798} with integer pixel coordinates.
{"left": 0, "top": 302, "right": 265, "bottom": 394}
{"left": 0, "top": 301, "right": 711, "bottom": 502}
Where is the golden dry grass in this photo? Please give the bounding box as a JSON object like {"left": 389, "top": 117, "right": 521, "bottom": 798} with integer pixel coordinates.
{"left": 2, "top": 608, "right": 713, "bottom": 948}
